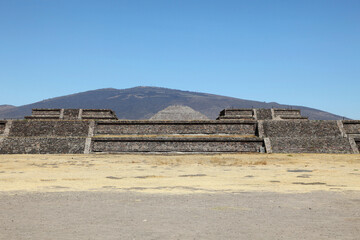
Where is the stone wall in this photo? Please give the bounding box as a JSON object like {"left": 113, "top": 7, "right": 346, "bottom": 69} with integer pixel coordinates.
{"left": 274, "top": 109, "right": 301, "bottom": 117}
{"left": 0, "top": 137, "right": 85, "bottom": 154}
{"left": 1, "top": 108, "right": 359, "bottom": 154}
{"left": 82, "top": 109, "right": 117, "bottom": 119}
{"left": 220, "top": 109, "right": 253, "bottom": 116}
{"left": 343, "top": 121, "right": 360, "bottom": 135}
{"left": 25, "top": 109, "right": 62, "bottom": 119}
{"left": 0, "top": 118, "right": 263, "bottom": 154}
{"left": 63, "top": 109, "right": 80, "bottom": 120}
{"left": 356, "top": 139, "right": 360, "bottom": 151}
{"left": 32, "top": 109, "right": 61, "bottom": 116}
{"left": 9, "top": 120, "right": 90, "bottom": 137}
{"left": 0, "top": 121, "right": 5, "bottom": 134}
{"left": 273, "top": 109, "right": 308, "bottom": 120}
{"left": 255, "top": 109, "right": 272, "bottom": 120}
{"left": 95, "top": 120, "right": 256, "bottom": 135}
{"left": 217, "top": 109, "right": 254, "bottom": 120}
{"left": 269, "top": 137, "right": 353, "bottom": 154}
{"left": 263, "top": 120, "right": 342, "bottom": 138}
{"left": 217, "top": 108, "right": 307, "bottom": 121}
{"left": 26, "top": 109, "right": 118, "bottom": 120}
{"left": 262, "top": 120, "right": 354, "bottom": 153}
{"left": 92, "top": 137, "right": 264, "bottom": 153}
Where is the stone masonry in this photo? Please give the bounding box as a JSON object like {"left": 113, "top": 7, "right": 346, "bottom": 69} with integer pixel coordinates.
{"left": 25, "top": 108, "right": 118, "bottom": 120}
{"left": 0, "top": 108, "right": 359, "bottom": 154}
{"left": 95, "top": 120, "right": 256, "bottom": 135}
{"left": 0, "top": 121, "right": 5, "bottom": 134}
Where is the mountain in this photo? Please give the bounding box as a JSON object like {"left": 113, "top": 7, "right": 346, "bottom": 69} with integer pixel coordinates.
{"left": 150, "top": 105, "right": 209, "bottom": 120}
{"left": 0, "top": 105, "right": 15, "bottom": 112}
{"left": 0, "top": 86, "right": 346, "bottom": 120}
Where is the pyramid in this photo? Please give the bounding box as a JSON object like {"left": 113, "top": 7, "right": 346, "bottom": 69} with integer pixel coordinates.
{"left": 150, "top": 105, "right": 209, "bottom": 120}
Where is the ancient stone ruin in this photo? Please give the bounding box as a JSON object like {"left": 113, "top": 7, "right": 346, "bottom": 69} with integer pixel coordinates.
{"left": 0, "top": 108, "right": 359, "bottom": 154}
{"left": 150, "top": 105, "right": 209, "bottom": 120}
{"left": 25, "top": 108, "right": 118, "bottom": 120}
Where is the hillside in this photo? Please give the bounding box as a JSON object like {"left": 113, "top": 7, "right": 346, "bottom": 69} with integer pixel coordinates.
{"left": 0, "top": 86, "right": 345, "bottom": 120}
{"left": 0, "top": 105, "right": 15, "bottom": 112}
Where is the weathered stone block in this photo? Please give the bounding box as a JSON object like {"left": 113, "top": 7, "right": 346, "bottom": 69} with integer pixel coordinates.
{"left": 343, "top": 121, "right": 360, "bottom": 134}
{"left": 263, "top": 120, "right": 342, "bottom": 138}
{"left": 0, "top": 121, "right": 5, "bottom": 135}
{"left": 9, "top": 120, "right": 90, "bottom": 137}
{"left": 92, "top": 137, "right": 264, "bottom": 153}
{"left": 82, "top": 109, "right": 117, "bottom": 119}
{"left": 274, "top": 109, "right": 301, "bottom": 117}
{"left": 255, "top": 109, "right": 272, "bottom": 120}
{"left": 0, "top": 137, "right": 86, "bottom": 154}
{"left": 63, "top": 109, "right": 80, "bottom": 120}
{"left": 269, "top": 137, "right": 353, "bottom": 154}
{"left": 220, "top": 109, "right": 253, "bottom": 116}
{"left": 32, "top": 109, "right": 61, "bottom": 116}
{"left": 95, "top": 120, "right": 257, "bottom": 135}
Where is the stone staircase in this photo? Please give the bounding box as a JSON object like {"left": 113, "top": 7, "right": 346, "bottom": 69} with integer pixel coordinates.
{"left": 90, "top": 120, "right": 264, "bottom": 153}
{"left": 0, "top": 108, "right": 359, "bottom": 154}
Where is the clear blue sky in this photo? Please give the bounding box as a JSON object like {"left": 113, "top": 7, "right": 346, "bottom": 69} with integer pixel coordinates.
{"left": 0, "top": 0, "right": 359, "bottom": 118}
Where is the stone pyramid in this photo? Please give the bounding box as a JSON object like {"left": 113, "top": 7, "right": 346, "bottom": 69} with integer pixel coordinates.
{"left": 150, "top": 105, "right": 209, "bottom": 120}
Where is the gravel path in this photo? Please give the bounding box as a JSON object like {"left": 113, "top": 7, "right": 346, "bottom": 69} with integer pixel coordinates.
{"left": 1, "top": 191, "right": 359, "bottom": 240}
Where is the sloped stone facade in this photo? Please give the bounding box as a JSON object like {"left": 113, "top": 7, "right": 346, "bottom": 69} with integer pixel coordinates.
{"left": 269, "top": 137, "right": 352, "bottom": 154}
{"left": 0, "top": 137, "right": 85, "bottom": 154}
{"left": 0, "top": 108, "right": 358, "bottom": 154}
{"left": 9, "top": 120, "right": 89, "bottom": 137}
{"left": 95, "top": 120, "right": 256, "bottom": 135}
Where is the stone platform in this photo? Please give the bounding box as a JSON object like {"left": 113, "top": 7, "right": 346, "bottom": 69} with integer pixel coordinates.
{"left": 0, "top": 108, "right": 359, "bottom": 154}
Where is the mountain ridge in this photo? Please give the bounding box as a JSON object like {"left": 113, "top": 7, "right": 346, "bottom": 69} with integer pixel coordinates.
{"left": 0, "top": 105, "right": 16, "bottom": 112}
{"left": 0, "top": 86, "right": 346, "bottom": 120}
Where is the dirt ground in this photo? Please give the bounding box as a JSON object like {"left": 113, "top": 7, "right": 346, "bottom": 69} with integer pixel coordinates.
{"left": 0, "top": 153, "right": 360, "bottom": 239}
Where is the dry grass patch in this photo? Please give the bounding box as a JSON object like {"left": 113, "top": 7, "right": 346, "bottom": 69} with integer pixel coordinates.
{"left": 0, "top": 153, "right": 359, "bottom": 194}
{"left": 209, "top": 156, "right": 267, "bottom": 166}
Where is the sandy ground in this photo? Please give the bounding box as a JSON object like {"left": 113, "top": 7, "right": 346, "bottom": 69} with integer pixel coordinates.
{"left": 1, "top": 153, "right": 360, "bottom": 193}
{"left": 0, "top": 153, "right": 360, "bottom": 239}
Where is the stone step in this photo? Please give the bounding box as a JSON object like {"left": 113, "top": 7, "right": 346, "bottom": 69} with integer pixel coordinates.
{"left": 91, "top": 136, "right": 264, "bottom": 153}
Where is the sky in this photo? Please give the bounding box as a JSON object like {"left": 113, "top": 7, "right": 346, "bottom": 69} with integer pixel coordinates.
{"left": 0, "top": 0, "right": 359, "bottom": 119}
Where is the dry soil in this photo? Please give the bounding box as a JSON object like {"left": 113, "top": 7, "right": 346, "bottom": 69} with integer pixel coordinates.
{"left": 0, "top": 153, "right": 359, "bottom": 239}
